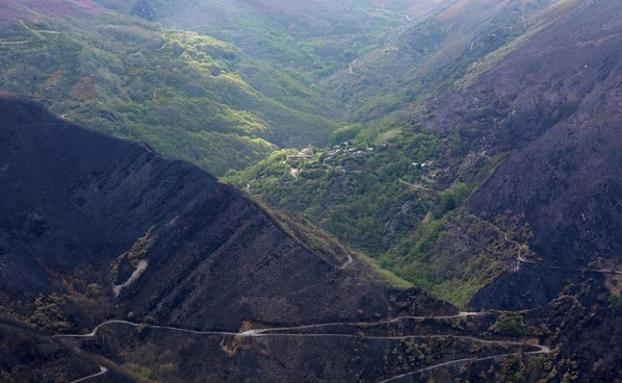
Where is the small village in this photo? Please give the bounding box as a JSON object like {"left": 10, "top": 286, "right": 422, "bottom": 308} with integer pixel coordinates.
{"left": 285, "top": 141, "right": 379, "bottom": 177}
{"left": 284, "top": 140, "right": 438, "bottom": 191}
{"left": 288, "top": 141, "right": 434, "bottom": 166}
{"left": 287, "top": 141, "right": 376, "bottom": 162}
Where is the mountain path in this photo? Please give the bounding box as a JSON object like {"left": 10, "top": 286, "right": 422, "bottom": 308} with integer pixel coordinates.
{"left": 376, "top": 343, "right": 551, "bottom": 383}
{"left": 349, "top": 57, "right": 363, "bottom": 76}
{"left": 53, "top": 312, "right": 488, "bottom": 339}
{"left": 68, "top": 366, "right": 107, "bottom": 383}
{"left": 340, "top": 252, "right": 353, "bottom": 269}
{"left": 54, "top": 311, "right": 551, "bottom": 383}
{"left": 398, "top": 178, "right": 435, "bottom": 192}
{"left": 473, "top": 214, "right": 622, "bottom": 276}
{"left": 515, "top": 254, "right": 622, "bottom": 276}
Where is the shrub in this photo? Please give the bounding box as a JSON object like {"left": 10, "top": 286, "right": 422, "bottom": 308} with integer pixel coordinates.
{"left": 489, "top": 314, "right": 526, "bottom": 337}
{"left": 435, "top": 183, "right": 470, "bottom": 218}
{"left": 329, "top": 124, "right": 363, "bottom": 145}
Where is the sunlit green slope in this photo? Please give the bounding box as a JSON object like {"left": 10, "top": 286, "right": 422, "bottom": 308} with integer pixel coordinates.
{"left": 0, "top": 4, "right": 340, "bottom": 175}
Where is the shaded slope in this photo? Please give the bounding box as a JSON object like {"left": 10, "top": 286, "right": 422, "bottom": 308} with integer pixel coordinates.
{"left": 0, "top": 318, "right": 100, "bottom": 383}
{"left": 325, "top": 0, "right": 570, "bottom": 122}
{"left": 414, "top": 0, "right": 622, "bottom": 308}
{"left": 0, "top": 97, "right": 453, "bottom": 336}
{"left": 122, "top": 0, "right": 415, "bottom": 73}
{"left": 0, "top": 0, "right": 103, "bottom": 23}
{"left": 469, "top": 120, "right": 622, "bottom": 309}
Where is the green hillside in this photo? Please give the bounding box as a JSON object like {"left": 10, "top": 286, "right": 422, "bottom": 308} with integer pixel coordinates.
{"left": 0, "top": 0, "right": 582, "bottom": 306}
{"left": 0, "top": 9, "right": 340, "bottom": 175}
{"left": 228, "top": 0, "right": 574, "bottom": 306}
{"left": 228, "top": 125, "right": 508, "bottom": 306}
{"left": 122, "top": 0, "right": 416, "bottom": 76}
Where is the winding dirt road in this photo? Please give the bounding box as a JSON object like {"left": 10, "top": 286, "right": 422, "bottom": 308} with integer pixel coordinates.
{"left": 53, "top": 312, "right": 487, "bottom": 339}
{"left": 376, "top": 343, "right": 551, "bottom": 383}
{"left": 340, "top": 252, "right": 353, "bottom": 269}
{"left": 68, "top": 366, "right": 107, "bottom": 383}
{"left": 549, "top": 264, "right": 622, "bottom": 276}
{"left": 349, "top": 57, "right": 363, "bottom": 76}
{"left": 516, "top": 256, "right": 622, "bottom": 276}
{"left": 243, "top": 311, "right": 488, "bottom": 335}
{"left": 498, "top": 225, "right": 622, "bottom": 276}
{"left": 398, "top": 178, "right": 436, "bottom": 192}
{"left": 55, "top": 311, "right": 550, "bottom": 383}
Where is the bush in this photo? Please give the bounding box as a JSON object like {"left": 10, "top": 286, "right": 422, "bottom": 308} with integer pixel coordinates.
{"left": 489, "top": 314, "right": 526, "bottom": 337}
{"left": 435, "top": 183, "right": 470, "bottom": 218}
{"left": 329, "top": 124, "right": 364, "bottom": 145}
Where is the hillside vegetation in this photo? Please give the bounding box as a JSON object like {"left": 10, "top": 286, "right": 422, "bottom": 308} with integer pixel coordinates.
{"left": 325, "top": 0, "right": 571, "bottom": 122}
{"left": 0, "top": 6, "right": 341, "bottom": 175}
{"left": 230, "top": 0, "right": 600, "bottom": 307}
{"left": 4, "top": 1, "right": 622, "bottom": 382}
{"left": 229, "top": 122, "right": 507, "bottom": 306}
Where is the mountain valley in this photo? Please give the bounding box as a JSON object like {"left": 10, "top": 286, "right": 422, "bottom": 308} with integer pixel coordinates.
{"left": 1, "top": 0, "right": 622, "bottom": 382}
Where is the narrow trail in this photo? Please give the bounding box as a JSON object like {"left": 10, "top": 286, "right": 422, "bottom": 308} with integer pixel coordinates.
{"left": 53, "top": 312, "right": 488, "bottom": 339}
{"left": 340, "top": 252, "right": 353, "bottom": 269}
{"left": 515, "top": 256, "right": 622, "bottom": 276}
{"left": 349, "top": 57, "right": 363, "bottom": 76}
{"left": 53, "top": 319, "right": 242, "bottom": 339}
{"left": 549, "top": 264, "right": 622, "bottom": 276}
{"left": 243, "top": 311, "right": 488, "bottom": 335}
{"left": 68, "top": 366, "right": 107, "bottom": 383}
{"left": 485, "top": 218, "right": 622, "bottom": 276}
{"left": 54, "top": 316, "right": 538, "bottom": 348}
{"left": 19, "top": 20, "right": 61, "bottom": 40}
{"left": 376, "top": 344, "right": 551, "bottom": 383}
{"left": 54, "top": 311, "right": 551, "bottom": 383}
{"left": 398, "top": 179, "right": 435, "bottom": 192}
{"left": 0, "top": 39, "right": 29, "bottom": 45}
{"left": 52, "top": 312, "right": 536, "bottom": 351}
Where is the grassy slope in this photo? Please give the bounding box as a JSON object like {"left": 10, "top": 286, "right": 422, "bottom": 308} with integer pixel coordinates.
{"left": 251, "top": 193, "right": 413, "bottom": 289}
{"left": 144, "top": 0, "right": 407, "bottom": 72}
{"left": 230, "top": 0, "right": 573, "bottom": 307}
{"left": 123, "top": 0, "right": 423, "bottom": 138}
{"left": 0, "top": 8, "right": 340, "bottom": 175}
{"left": 0, "top": 0, "right": 573, "bottom": 306}
{"left": 229, "top": 125, "right": 509, "bottom": 306}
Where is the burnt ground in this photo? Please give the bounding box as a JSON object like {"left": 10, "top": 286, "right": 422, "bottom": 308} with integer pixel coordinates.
{"left": 402, "top": 0, "right": 622, "bottom": 311}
